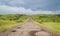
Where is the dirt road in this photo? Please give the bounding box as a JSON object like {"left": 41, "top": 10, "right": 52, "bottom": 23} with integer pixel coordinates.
{"left": 0, "top": 19, "right": 57, "bottom": 36}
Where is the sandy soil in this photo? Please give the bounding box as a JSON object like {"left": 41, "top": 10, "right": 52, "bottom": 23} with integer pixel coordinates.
{"left": 0, "top": 19, "right": 59, "bottom": 36}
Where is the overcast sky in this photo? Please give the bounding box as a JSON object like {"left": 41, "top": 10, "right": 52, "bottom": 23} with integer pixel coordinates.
{"left": 0, "top": 0, "right": 60, "bottom": 14}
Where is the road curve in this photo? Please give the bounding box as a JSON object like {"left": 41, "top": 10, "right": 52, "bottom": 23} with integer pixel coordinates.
{"left": 0, "top": 19, "right": 56, "bottom": 36}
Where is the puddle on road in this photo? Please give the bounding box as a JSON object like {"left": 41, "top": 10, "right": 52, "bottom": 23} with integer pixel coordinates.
{"left": 11, "top": 30, "right": 17, "bottom": 32}
{"left": 29, "top": 31, "right": 40, "bottom": 36}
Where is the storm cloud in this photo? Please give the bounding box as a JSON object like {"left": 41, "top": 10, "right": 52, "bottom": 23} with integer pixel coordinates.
{"left": 0, "top": 0, "right": 60, "bottom": 14}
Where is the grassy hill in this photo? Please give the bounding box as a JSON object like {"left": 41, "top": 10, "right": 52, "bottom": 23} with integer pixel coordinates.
{"left": 32, "top": 14, "right": 60, "bottom": 33}
{"left": 0, "top": 14, "right": 28, "bottom": 31}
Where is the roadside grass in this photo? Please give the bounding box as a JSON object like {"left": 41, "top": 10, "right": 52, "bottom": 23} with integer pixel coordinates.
{"left": 0, "top": 14, "right": 28, "bottom": 31}
{"left": 41, "top": 22, "right": 60, "bottom": 33}
{"left": 32, "top": 14, "right": 60, "bottom": 33}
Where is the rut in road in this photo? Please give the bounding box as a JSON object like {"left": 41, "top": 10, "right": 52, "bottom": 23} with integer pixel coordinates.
{"left": 0, "top": 19, "right": 51, "bottom": 36}
{"left": 8, "top": 19, "right": 51, "bottom": 36}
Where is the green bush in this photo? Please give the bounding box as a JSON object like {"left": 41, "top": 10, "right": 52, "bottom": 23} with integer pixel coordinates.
{"left": 0, "top": 14, "right": 28, "bottom": 31}
{"left": 32, "top": 14, "right": 60, "bottom": 23}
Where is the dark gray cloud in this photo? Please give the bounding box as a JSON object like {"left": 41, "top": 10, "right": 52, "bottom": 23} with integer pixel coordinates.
{"left": 0, "top": 0, "right": 60, "bottom": 14}
{"left": 0, "top": 0, "right": 60, "bottom": 11}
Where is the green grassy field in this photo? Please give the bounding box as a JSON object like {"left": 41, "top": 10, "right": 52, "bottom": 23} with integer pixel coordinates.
{"left": 0, "top": 14, "right": 28, "bottom": 31}
{"left": 32, "top": 14, "right": 60, "bottom": 33}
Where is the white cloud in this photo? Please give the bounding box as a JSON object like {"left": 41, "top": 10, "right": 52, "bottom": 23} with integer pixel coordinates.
{"left": 0, "top": 5, "right": 55, "bottom": 15}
